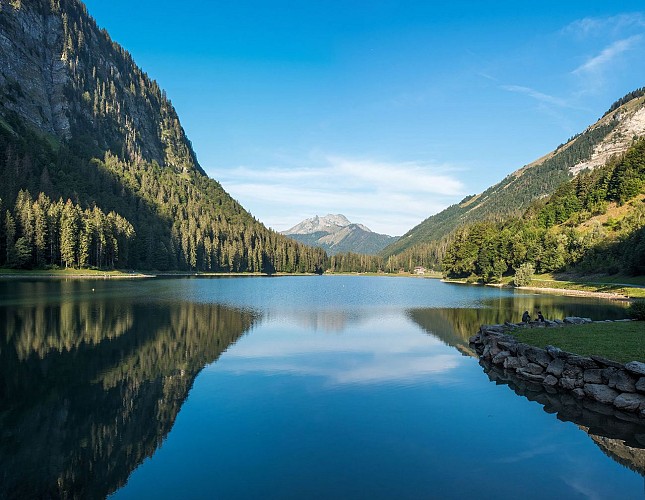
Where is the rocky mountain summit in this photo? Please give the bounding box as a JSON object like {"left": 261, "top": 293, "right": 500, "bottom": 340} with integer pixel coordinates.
{"left": 283, "top": 214, "right": 398, "bottom": 255}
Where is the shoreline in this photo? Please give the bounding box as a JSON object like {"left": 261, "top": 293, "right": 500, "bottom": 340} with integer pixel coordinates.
{"left": 514, "top": 285, "right": 631, "bottom": 300}
{"left": 441, "top": 278, "right": 636, "bottom": 301}
{"left": 0, "top": 271, "right": 639, "bottom": 299}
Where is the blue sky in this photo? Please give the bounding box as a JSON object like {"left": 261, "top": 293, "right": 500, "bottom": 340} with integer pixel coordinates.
{"left": 84, "top": 1, "right": 645, "bottom": 235}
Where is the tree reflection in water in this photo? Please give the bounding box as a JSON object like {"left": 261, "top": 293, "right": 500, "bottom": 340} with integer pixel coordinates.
{"left": 0, "top": 283, "right": 258, "bottom": 499}
{"left": 407, "top": 301, "right": 644, "bottom": 480}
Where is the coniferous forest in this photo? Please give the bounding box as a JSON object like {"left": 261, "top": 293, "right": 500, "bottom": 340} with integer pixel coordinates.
{"left": 1, "top": 1, "right": 644, "bottom": 277}
{"left": 0, "top": 0, "right": 327, "bottom": 273}
{"left": 442, "top": 139, "right": 645, "bottom": 281}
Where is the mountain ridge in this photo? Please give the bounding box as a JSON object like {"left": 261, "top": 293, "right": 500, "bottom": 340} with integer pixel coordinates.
{"left": 282, "top": 214, "right": 398, "bottom": 255}
{"left": 381, "top": 92, "right": 645, "bottom": 259}
{"left": 0, "top": 0, "right": 327, "bottom": 273}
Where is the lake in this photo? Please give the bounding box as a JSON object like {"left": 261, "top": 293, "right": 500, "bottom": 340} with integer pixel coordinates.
{"left": 1, "top": 275, "right": 643, "bottom": 499}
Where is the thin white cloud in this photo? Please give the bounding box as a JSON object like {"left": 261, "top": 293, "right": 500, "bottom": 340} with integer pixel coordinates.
{"left": 501, "top": 85, "right": 573, "bottom": 108}
{"left": 212, "top": 154, "right": 466, "bottom": 235}
{"left": 212, "top": 315, "right": 463, "bottom": 386}
{"left": 572, "top": 35, "right": 642, "bottom": 76}
{"left": 563, "top": 13, "right": 645, "bottom": 39}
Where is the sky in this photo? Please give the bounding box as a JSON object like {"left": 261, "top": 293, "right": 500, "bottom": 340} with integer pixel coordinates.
{"left": 83, "top": 0, "right": 645, "bottom": 236}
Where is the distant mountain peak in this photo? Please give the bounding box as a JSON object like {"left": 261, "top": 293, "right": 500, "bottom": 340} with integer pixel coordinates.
{"left": 284, "top": 214, "right": 361, "bottom": 235}
{"left": 282, "top": 214, "right": 397, "bottom": 255}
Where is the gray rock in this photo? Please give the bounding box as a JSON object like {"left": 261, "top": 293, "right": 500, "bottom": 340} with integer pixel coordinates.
{"left": 546, "top": 358, "right": 565, "bottom": 377}
{"left": 556, "top": 316, "right": 591, "bottom": 325}
{"left": 584, "top": 384, "right": 619, "bottom": 404}
{"left": 566, "top": 355, "right": 598, "bottom": 370}
{"left": 526, "top": 362, "right": 544, "bottom": 375}
{"left": 572, "top": 388, "right": 585, "bottom": 399}
{"left": 554, "top": 319, "right": 564, "bottom": 325}
{"left": 516, "top": 369, "right": 545, "bottom": 383}
{"left": 562, "top": 364, "right": 583, "bottom": 381}
{"left": 518, "top": 356, "right": 529, "bottom": 368}
{"left": 625, "top": 361, "right": 645, "bottom": 377}
{"left": 608, "top": 369, "right": 636, "bottom": 393}
{"left": 560, "top": 377, "right": 582, "bottom": 390}
{"left": 613, "top": 393, "right": 645, "bottom": 412}
{"left": 492, "top": 351, "right": 511, "bottom": 365}
{"left": 583, "top": 369, "right": 603, "bottom": 384}
{"left": 590, "top": 355, "right": 624, "bottom": 369}
{"left": 525, "top": 346, "right": 552, "bottom": 367}
{"left": 636, "top": 377, "right": 645, "bottom": 393}
{"left": 497, "top": 339, "right": 518, "bottom": 351}
{"left": 545, "top": 345, "right": 562, "bottom": 357}
{"left": 544, "top": 374, "right": 559, "bottom": 386}
{"left": 504, "top": 356, "right": 521, "bottom": 370}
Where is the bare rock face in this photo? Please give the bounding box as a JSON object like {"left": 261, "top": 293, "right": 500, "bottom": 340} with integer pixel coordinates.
{"left": 0, "top": 2, "right": 70, "bottom": 137}
{"left": 0, "top": 0, "right": 202, "bottom": 174}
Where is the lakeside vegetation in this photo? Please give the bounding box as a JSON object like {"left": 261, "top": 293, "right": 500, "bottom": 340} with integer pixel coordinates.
{"left": 442, "top": 138, "right": 645, "bottom": 283}
{"left": 512, "top": 321, "right": 645, "bottom": 364}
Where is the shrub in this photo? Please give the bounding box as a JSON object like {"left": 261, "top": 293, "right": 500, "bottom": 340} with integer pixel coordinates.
{"left": 628, "top": 301, "right": 645, "bottom": 320}
{"left": 513, "top": 263, "right": 535, "bottom": 287}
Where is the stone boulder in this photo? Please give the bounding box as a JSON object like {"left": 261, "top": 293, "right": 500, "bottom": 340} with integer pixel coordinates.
{"left": 524, "top": 346, "right": 552, "bottom": 367}
{"left": 564, "top": 317, "right": 592, "bottom": 324}
{"left": 625, "top": 361, "right": 645, "bottom": 377}
{"left": 546, "top": 358, "right": 565, "bottom": 378}
{"left": 607, "top": 369, "right": 636, "bottom": 393}
{"left": 584, "top": 384, "right": 619, "bottom": 404}
{"left": 614, "top": 393, "right": 645, "bottom": 412}
{"left": 636, "top": 378, "right": 645, "bottom": 393}
{"left": 492, "top": 351, "right": 511, "bottom": 365}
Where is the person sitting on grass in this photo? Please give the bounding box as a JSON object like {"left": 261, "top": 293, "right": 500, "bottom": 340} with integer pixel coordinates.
{"left": 522, "top": 310, "right": 531, "bottom": 323}
{"left": 537, "top": 311, "right": 545, "bottom": 322}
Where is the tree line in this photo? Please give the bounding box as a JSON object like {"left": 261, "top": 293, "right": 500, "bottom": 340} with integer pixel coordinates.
{"left": 442, "top": 139, "right": 645, "bottom": 281}
{"left": 1, "top": 190, "right": 134, "bottom": 269}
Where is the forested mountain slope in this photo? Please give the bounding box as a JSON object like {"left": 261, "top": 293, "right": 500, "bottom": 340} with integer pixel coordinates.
{"left": 442, "top": 138, "right": 645, "bottom": 280}
{"left": 381, "top": 89, "right": 645, "bottom": 259}
{"left": 0, "top": 0, "right": 326, "bottom": 272}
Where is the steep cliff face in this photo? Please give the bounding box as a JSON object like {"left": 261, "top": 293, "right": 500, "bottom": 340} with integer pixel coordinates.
{"left": 0, "top": 0, "right": 202, "bottom": 175}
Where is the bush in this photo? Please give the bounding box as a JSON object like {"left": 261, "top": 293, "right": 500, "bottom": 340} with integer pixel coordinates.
{"left": 513, "top": 263, "right": 535, "bottom": 287}
{"left": 628, "top": 301, "right": 645, "bottom": 320}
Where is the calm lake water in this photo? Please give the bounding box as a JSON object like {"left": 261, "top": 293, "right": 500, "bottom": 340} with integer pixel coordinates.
{"left": 1, "top": 275, "right": 643, "bottom": 499}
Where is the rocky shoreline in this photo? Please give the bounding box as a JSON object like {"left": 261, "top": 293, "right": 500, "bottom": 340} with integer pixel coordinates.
{"left": 469, "top": 318, "right": 645, "bottom": 419}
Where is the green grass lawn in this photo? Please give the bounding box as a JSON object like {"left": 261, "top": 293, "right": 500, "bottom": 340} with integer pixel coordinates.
{"left": 512, "top": 321, "right": 645, "bottom": 364}
{"left": 528, "top": 274, "right": 645, "bottom": 299}
{"left": 0, "top": 268, "right": 146, "bottom": 277}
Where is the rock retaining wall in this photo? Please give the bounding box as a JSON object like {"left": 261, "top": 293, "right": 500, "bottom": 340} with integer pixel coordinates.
{"left": 469, "top": 318, "right": 645, "bottom": 418}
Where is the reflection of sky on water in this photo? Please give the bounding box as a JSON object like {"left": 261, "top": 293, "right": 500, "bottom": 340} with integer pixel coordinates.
{"left": 212, "top": 312, "right": 463, "bottom": 386}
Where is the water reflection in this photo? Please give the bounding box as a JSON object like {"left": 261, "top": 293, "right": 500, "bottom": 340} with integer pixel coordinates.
{"left": 408, "top": 298, "right": 643, "bottom": 482}
{"left": 480, "top": 361, "right": 645, "bottom": 473}
{"left": 408, "top": 294, "right": 629, "bottom": 353}
{"left": 221, "top": 313, "right": 463, "bottom": 385}
{"left": 0, "top": 283, "right": 258, "bottom": 499}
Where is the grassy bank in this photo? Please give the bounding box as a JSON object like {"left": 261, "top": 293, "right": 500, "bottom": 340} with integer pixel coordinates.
{"left": 0, "top": 268, "right": 151, "bottom": 278}
{"left": 525, "top": 274, "right": 645, "bottom": 299}
{"left": 512, "top": 321, "right": 645, "bottom": 364}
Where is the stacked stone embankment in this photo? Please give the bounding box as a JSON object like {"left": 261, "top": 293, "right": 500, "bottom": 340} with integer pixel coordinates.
{"left": 469, "top": 317, "right": 645, "bottom": 418}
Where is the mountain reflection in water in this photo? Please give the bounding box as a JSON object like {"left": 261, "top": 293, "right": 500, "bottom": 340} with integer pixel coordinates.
{"left": 0, "top": 282, "right": 258, "bottom": 499}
